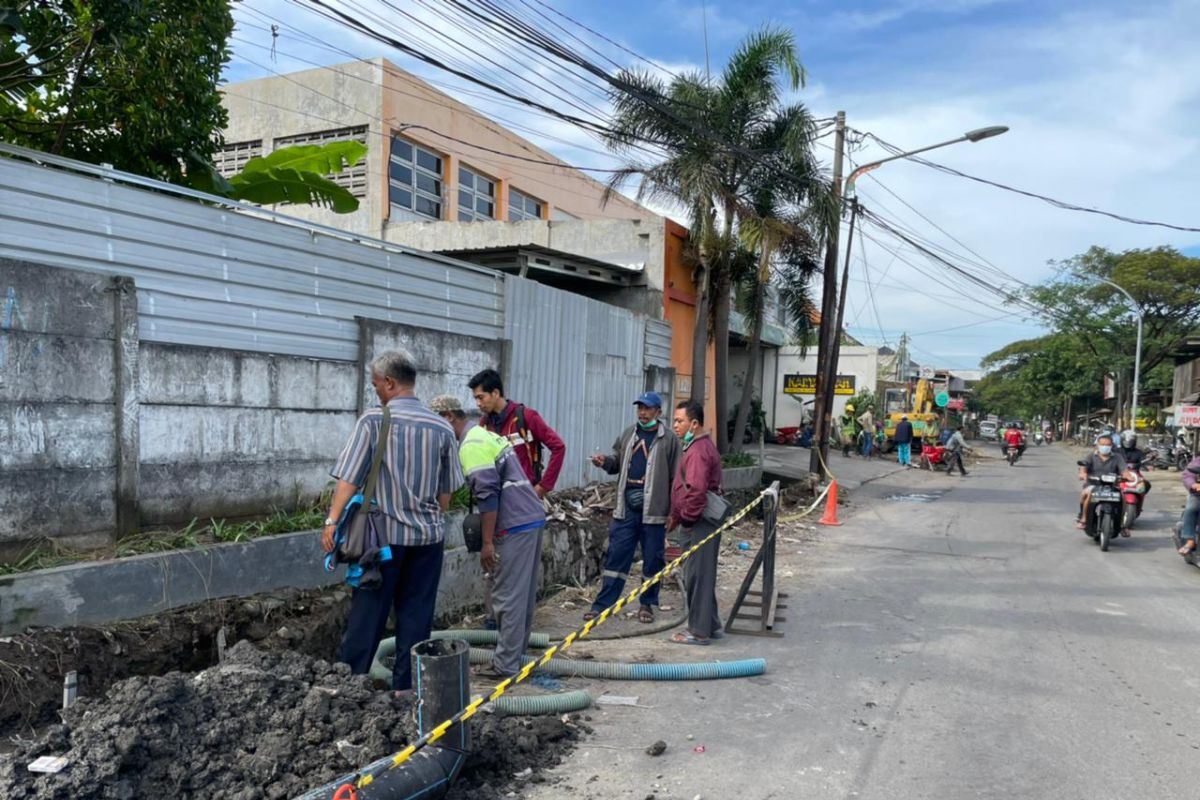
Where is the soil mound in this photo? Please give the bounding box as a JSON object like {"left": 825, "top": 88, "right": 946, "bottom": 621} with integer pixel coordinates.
{"left": 0, "top": 641, "right": 577, "bottom": 799}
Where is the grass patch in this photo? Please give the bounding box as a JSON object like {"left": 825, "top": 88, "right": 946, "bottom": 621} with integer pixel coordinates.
{"left": 1, "top": 485, "right": 337, "bottom": 575}
{"left": 721, "top": 452, "right": 758, "bottom": 468}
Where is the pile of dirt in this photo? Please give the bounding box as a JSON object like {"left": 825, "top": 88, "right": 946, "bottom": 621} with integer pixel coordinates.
{"left": 0, "top": 588, "right": 353, "bottom": 735}
{"left": 0, "top": 641, "right": 579, "bottom": 799}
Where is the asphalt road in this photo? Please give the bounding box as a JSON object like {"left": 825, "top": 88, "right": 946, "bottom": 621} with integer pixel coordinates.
{"left": 526, "top": 444, "right": 1199, "bottom": 800}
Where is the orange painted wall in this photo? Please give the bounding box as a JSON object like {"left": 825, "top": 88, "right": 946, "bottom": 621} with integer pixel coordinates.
{"left": 662, "top": 219, "right": 717, "bottom": 433}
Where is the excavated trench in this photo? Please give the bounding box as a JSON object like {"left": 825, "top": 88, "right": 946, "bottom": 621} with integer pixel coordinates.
{"left": 0, "top": 588, "right": 582, "bottom": 799}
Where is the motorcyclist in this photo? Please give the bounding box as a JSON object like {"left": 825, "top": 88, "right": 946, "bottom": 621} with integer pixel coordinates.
{"left": 1178, "top": 454, "right": 1200, "bottom": 555}
{"left": 1003, "top": 425, "right": 1026, "bottom": 461}
{"left": 1118, "top": 429, "right": 1152, "bottom": 521}
{"left": 1076, "top": 433, "right": 1127, "bottom": 531}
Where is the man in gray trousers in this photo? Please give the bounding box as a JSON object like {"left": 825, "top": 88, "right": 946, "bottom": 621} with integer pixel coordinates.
{"left": 432, "top": 395, "right": 546, "bottom": 679}
{"left": 667, "top": 399, "right": 726, "bottom": 645}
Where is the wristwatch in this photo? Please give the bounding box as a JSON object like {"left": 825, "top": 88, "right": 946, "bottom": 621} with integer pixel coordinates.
{"left": 323, "top": 517, "right": 336, "bottom": 527}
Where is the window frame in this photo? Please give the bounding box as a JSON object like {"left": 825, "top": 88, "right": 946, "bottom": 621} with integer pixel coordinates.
{"left": 388, "top": 134, "right": 445, "bottom": 220}
{"left": 507, "top": 188, "right": 544, "bottom": 222}
{"left": 457, "top": 165, "right": 497, "bottom": 222}
{"left": 273, "top": 127, "right": 369, "bottom": 198}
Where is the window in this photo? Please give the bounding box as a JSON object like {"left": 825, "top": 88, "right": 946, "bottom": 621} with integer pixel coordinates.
{"left": 213, "top": 140, "right": 262, "bottom": 178}
{"left": 389, "top": 135, "right": 443, "bottom": 220}
{"left": 508, "top": 189, "right": 544, "bottom": 222}
{"left": 273, "top": 127, "right": 369, "bottom": 198}
{"left": 457, "top": 166, "right": 496, "bottom": 221}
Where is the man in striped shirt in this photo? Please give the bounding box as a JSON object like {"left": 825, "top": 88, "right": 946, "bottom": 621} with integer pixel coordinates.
{"left": 322, "top": 350, "right": 463, "bottom": 694}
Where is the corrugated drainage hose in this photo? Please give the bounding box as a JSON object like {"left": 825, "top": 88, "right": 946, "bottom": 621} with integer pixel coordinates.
{"left": 467, "top": 647, "right": 767, "bottom": 681}
{"left": 430, "top": 629, "right": 552, "bottom": 648}
{"left": 371, "top": 638, "right": 593, "bottom": 716}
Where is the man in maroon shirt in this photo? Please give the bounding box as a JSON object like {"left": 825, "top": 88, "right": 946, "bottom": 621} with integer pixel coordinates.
{"left": 667, "top": 399, "right": 725, "bottom": 645}
{"left": 469, "top": 368, "right": 566, "bottom": 497}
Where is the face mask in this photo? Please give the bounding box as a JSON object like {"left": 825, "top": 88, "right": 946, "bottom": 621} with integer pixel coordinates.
{"left": 638, "top": 418, "right": 658, "bottom": 430}
{"left": 1098, "top": 445, "right": 1113, "bottom": 455}
{"left": 683, "top": 431, "right": 695, "bottom": 444}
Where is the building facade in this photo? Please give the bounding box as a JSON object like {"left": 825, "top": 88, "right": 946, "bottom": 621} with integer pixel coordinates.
{"left": 221, "top": 59, "right": 718, "bottom": 427}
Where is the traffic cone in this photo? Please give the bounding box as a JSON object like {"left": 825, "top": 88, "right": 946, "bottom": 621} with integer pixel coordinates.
{"left": 818, "top": 480, "right": 842, "bottom": 526}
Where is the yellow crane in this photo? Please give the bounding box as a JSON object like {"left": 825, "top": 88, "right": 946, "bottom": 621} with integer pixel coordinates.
{"left": 883, "top": 379, "right": 941, "bottom": 449}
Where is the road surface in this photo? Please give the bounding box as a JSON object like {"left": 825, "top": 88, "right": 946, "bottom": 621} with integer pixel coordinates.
{"left": 526, "top": 444, "right": 1198, "bottom": 800}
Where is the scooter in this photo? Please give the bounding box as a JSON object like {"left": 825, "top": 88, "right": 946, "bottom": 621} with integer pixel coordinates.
{"left": 1078, "top": 460, "right": 1124, "bottom": 552}
{"left": 1005, "top": 444, "right": 1022, "bottom": 466}
{"left": 1034, "top": 431, "right": 1044, "bottom": 446}
{"left": 1171, "top": 464, "right": 1200, "bottom": 565}
{"left": 1119, "top": 466, "right": 1147, "bottom": 535}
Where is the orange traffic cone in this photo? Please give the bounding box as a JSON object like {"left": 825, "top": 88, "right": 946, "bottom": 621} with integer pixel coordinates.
{"left": 818, "top": 480, "right": 842, "bottom": 526}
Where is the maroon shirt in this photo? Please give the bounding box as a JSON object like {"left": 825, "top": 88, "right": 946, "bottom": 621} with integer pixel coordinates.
{"left": 671, "top": 432, "right": 723, "bottom": 526}
{"left": 479, "top": 401, "right": 566, "bottom": 492}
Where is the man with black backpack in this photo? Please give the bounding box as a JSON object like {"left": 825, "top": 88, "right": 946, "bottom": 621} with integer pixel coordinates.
{"left": 469, "top": 368, "right": 566, "bottom": 629}
{"left": 469, "top": 368, "right": 566, "bottom": 497}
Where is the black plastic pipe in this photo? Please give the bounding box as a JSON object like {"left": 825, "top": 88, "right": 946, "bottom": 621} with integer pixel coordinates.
{"left": 292, "top": 638, "right": 472, "bottom": 800}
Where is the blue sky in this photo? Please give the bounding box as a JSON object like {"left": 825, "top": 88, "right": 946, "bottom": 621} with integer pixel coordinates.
{"left": 226, "top": 0, "right": 1200, "bottom": 370}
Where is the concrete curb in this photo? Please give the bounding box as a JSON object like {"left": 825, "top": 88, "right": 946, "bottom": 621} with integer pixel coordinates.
{"left": 0, "top": 514, "right": 607, "bottom": 635}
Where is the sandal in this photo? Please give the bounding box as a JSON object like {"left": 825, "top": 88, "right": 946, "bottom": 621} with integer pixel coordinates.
{"left": 1075, "top": 520, "right": 1086, "bottom": 530}
{"left": 1120, "top": 529, "right": 1132, "bottom": 538}
{"left": 582, "top": 610, "right": 598, "bottom": 622}
{"left": 668, "top": 631, "right": 710, "bottom": 646}
{"left": 1180, "top": 542, "right": 1196, "bottom": 556}
{"left": 472, "top": 663, "right": 513, "bottom": 680}
{"left": 637, "top": 606, "right": 655, "bottom": 624}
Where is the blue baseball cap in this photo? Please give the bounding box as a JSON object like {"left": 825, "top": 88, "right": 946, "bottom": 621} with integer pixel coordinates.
{"left": 633, "top": 391, "right": 663, "bottom": 408}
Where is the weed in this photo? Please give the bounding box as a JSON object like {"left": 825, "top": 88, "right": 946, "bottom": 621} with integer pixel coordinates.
{"left": 721, "top": 452, "right": 758, "bottom": 468}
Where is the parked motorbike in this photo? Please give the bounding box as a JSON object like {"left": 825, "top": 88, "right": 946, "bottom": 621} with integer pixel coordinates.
{"left": 919, "top": 443, "right": 951, "bottom": 472}
{"left": 1177, "top": 441, "right": 1195, "bottom": 473}
{"left": 1078, "top": 460, "right": 1123, "bottom": 552}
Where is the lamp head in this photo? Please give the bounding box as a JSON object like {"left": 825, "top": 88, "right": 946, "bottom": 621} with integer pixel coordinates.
{"left": 964, "top": 125, "right": 1008, "bottom": 142}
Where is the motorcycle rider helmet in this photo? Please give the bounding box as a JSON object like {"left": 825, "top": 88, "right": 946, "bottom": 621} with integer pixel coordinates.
{"left": 1122, "top": 430, "right": 1137, "bottom": 449}
{"left": 845, "top": 403, "right": 855, "bottom": 413}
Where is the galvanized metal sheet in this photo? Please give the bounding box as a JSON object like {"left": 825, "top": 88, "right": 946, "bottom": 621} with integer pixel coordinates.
{"left": 504, "top": 277, "right": 648, "bottom": 489}
{"left": 645, "top": 318, "right": 673, "bottom": 367}
{"left": 0, "top": 158, "right": 505, "bottom": 361}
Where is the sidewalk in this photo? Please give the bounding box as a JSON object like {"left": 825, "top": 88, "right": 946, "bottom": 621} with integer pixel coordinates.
{"left": 760, "top": 443, "right": 907, "bottom": 491}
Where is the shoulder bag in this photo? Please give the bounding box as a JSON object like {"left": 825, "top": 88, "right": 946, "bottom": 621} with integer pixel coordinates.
{"left": 334, "top": 406, "right": 391, "bottom": 565}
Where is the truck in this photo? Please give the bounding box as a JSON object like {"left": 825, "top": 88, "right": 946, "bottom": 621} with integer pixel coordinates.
{"left": 882, "top": 379, "right": 942, "bottom": 450}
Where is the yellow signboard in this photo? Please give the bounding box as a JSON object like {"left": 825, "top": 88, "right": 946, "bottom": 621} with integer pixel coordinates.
{"left": 783, "top": 374, "right": 856, "bottom": 396}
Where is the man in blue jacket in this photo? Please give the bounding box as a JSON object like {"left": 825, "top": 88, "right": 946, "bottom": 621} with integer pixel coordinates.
{"left": 894, "top": 415, "right": 914, "bottom": 467}
{"left": 432, "top": 394, "right": 546, "bottom": 679}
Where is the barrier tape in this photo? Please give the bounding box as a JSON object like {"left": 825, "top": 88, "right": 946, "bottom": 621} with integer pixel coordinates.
{"left": 345, "top": 489, "right": 768, "bottom": 789}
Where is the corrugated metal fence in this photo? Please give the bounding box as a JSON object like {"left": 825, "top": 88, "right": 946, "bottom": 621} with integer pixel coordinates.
{"left": 0, "top": 147, "right": 674, "bottom": 490}
{"left": 0, "top": 148, "right": 504, "bottom": 361}
{"left": 504, "top": 277, "right": 649, "bottom": 489}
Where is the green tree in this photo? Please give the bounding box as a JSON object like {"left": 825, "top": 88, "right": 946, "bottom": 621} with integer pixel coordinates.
{"left": 1, "top": 0, "right": 233, "bottom": 184}
{"left": 604, "top": 27, "right": 825, "bottom": 451}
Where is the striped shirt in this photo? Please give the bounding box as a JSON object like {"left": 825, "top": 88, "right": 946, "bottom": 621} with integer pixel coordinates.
{"left": 330, "top": 397, "right": 464, "bottom": 547}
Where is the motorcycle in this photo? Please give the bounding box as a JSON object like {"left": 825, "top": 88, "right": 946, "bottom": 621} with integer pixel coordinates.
{"left": 919, "top": 442, "right": 951, "bottom": 472}
{"left": 1034, "top": 431, "right": 1044, "bottom": 446}
{"left": 1172, "top": 464, "right": 1200, "bottom": 566}
{"left": 1078, "top": 460, "right": 1123, "bottom": 552}
{"left": 1119, "top": 465, "right": 1147, "bottom": 535}
{"left": 1005, "top": 443, "right": 1022, "bottom": 466}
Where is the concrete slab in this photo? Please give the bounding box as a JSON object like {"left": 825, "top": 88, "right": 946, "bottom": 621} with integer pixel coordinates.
{"left": 0, "top": 513, "right": 607, "bottom": 635}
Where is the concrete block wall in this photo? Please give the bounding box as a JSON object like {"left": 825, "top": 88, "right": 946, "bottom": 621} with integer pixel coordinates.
{"left": 0, "top": 260, "right": 121, "bottom": 554}
{"left": 137, "top": 343, "right": 358, "bottom": 524}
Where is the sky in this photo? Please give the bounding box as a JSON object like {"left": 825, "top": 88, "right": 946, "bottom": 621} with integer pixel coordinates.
{"left": 224, "top": 0, "right": 1200, "bottom": 371}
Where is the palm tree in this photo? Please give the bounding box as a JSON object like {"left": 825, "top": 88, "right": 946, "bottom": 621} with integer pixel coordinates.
{"left": 603, "top": 27, "right": 823, "bottom": 451}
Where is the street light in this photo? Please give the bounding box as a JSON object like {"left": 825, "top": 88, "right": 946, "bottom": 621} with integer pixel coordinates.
{"left": 810, "top": 123, "right": 1009, "bottom": 477}
{"left": 844, "top": 125, "right": 1009, "bottom": 197}
{"left": 1077, "top": 274, "right": 1143, "bottom": 431}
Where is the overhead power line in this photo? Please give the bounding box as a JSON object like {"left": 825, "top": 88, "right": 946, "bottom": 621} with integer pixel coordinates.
{"left": 856, "top": 129, "right": 1200, "bottom": 234}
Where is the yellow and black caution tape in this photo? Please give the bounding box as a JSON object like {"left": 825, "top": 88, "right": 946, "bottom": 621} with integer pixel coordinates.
{"left": 346, "top": 489, "right": 769, "bottom": 790}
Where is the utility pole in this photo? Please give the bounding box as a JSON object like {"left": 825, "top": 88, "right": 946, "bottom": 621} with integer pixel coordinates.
{"left": 809, "top": 111, "right": 846, "bottom": 477}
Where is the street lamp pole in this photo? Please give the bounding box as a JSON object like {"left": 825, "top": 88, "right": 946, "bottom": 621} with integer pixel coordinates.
{"left": 811, "top": 125, "right": 1008, "bottom": 478}
{"left": 1089, "top": 276, "right": 1143, "bottom": 431}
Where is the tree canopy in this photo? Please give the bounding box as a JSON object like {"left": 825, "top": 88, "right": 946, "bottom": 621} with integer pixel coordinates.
{"left": 2, "top": 0, "right": 233, "bottom": 184}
